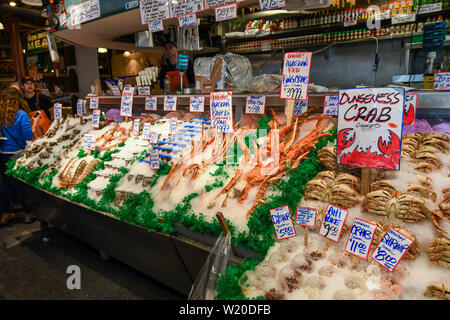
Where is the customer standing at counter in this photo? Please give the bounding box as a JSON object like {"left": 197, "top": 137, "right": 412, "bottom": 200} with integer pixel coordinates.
{"left": 0, "top": 87, "right": 38, "bottom": 224}
{"left": 22, "top": 76, "right": 53, "bottom": 137}
{"left": 158, "top": 41, "right": 195, "bottom": 93}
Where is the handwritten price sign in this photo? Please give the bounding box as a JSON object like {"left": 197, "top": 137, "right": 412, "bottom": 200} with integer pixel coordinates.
{"left": 149, "top": 20, "right": 164, "bottom": 32}
{"left": 164, "top": 96, "right": 177, "bottom": 111}
{"left": 150, "top": 132, "right": 158, "bottom": 144}
{"left": 245, "top": 96, "right": 266, "bottom": 114}
{"left": 345, "top": 218, "right": 377, "bottom": 259}
{"left": 149, "top": 149, "right": 160, "bottom": 170}
{"left": 403, "top": 94, "right": 417, "bottom": 125}
{"left": 120, "top": 86, "right": 134, "bottom": 117}
{"left": 92, "top": 109, "right": 101, "bottom": 129}
{"left": 270, "top": 205, "right": 297, "bottom": 240}
{"left": 178, "top": 13, "right": 197, "bottom": 28}
{"left": 337, "top": 87, "right": 405, "bottom": 171}
{"left": 77, "top": 99, "right": 85, "bottom": 117}
{"left": 295, "top": 207, "right": 317, "bottom": 228}
{"left": 371, "top": 228, "right": 413, "bottom": 272}
{"left": 110, "top": 85, "right": 121, "bottom": 96}
{"left": 169, "top": 117, "right": 177, "bottom": 135}
{"left": 259, "top": 0, "right": 285, "bottom": 11}
{"left": 280, "top": 52, "right": 312, "bottom": 101}
{"left": 133, "top": 119, "right": 140, "bottom": 136}
{"left": 83, "top": 134, "right": 95, "bottom": 151}
{"left": 145, "top": 96, "right": 158, "bottom": 111}
{"left": 215, "top": 3, "right": 237, "bottom": 22}
{"left": 205, "top": 0, "right": 234, "bottom": 9}
{"left": 54, "top": 103, "right": 63, "bottom": 120}
{"left": 210, "top": 91, "right": 233, "bottom": 133}
{"left": 139, "top": 0, "right": 170, "bottom": 24}
{"left": 138, "top": 86, "right": 151, "bottom": 96}
{"left": 318, "top": 204, "right": 348, "bottom": 243}
{"left": 433, "top": 72, "right": 450, "bottom": 91}
{"left": 90, "top": 97, "right": 99, "bottom": 109}
{"left": 293, "top": 100, "right": 308, "bottom": 115}
{"left": 142, "top": 123, "right": 151, "bottom": 140}
{"left": 323, "top": 95, "right": 339, "bottom": 116}
{"left": 190, "top": 96, "right": 205, "bottom": 113}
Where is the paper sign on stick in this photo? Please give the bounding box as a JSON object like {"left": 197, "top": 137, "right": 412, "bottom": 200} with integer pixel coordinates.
{"left": 83, "top": 134, "right": 95, "bottom": 151}
{"left": 371, "top": 228, "right": 413, "bottom": 272}
{"left": 210, "top": 91, "right": 233, "bottom": 133}
{"left": 190, "top": 96, "right": 205, "bottom": 113}
{"left": 337, "top": 87, "right": 405, "bottom": 171}
{"left": 133, "top": 119, "right": 140, "bottom": 136}
{"left": 54, "top": 103, "right": 63, "bottom": 120}
{"left": 120, "top": 86, "right": 134, "bottom": 117}
{"left": 150, "top": 149, "right": 160, "bottom": 169}
{"left": 318, "top": 204, "right": 348, "bottom": 243}
{"left": 345, "top": 218, "right": 377, "bottom": 260}
{"left": 270, "top": 205, "right": 297, "bottom": 240}
{"left": 92, "top": 109, "right": 101, "bottom": 129}
{"left": 296, "top": 207, "right": 317, "bottom": 228}
{"left": 164, "top": 96, "right": 177, "bottom": 111}
{"left": 245, "top": 96, "right": 266, "bottom": 114}
{"left": 280, "top": 52, "right": 312, "bottom": 101}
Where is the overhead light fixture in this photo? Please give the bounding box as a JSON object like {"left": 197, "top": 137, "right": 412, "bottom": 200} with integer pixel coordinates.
{"left": 123, "top": 51, "right": 131, "bottom": 57}
{"left": 97, "top": 48, "right": 108, "bottom": 53}
{"left": 22, "top": 49, "right": 26, "bottom": 54}
{"left": 0, "top": 23, "right": 4, "bottom": 30}
{"left": 9, "top": 2, "right": 17, "bottom": 6}
{"left": 21, "top": 0, "right": 43, "bottom": 6}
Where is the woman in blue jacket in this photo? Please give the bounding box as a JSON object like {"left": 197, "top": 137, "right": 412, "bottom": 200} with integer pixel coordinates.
{"left": 0, "top": 87, "right": 39, "bottom": 224}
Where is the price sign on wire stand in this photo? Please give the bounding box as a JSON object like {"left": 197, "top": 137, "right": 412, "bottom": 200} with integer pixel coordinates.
{"left": 295, "top": 207, "right": 317, "bottom": 228}
{"left": 164, "top": 96, "right": 177, "bottom": 111}
{"left": 403, "top": 94, "right": 417, "bottom": 125}
{"left": 90, "top": 97, "right": 99, "bottom": 109}
{"left": 245, "top": 96, "right": 266, "bottom": 114}
{"left": 120, "top": 86, "right": 134, "bottom": 117}
{"left": 149, "top": 149, "right": 160, "bottom": 170}
{"left": 318, "top": 204, "right": 348, "bottom": 243}
{"left": 323, "top": 95, "right": 339, "bottom": 116}
{"left": 83, "top": 134, "right": 95, "bottom": 151}
{"left": 190, "top": 96, "right": 205, "bottom": 113}
{"left": 133, "top": 118, "right": 140, "bottom": 136}
{"left": 210, "top": 91, "right": 233, "bottom": 133}
{"left": 270, "top": 205, "right": 297, "bottom": 240}
{"left": 54, "top": 103, "right": 63, "bottom": 120}
{"left": 371, "top": 228, "right": 413, "bottom": 272}
{"left": 259, "top": 0, "right": 285, "bottom": 11}
{"left": 145, "top": 96, "right": 158, "bottom": 111}
{"left": 345, "top": 218, "right": 377, "bottom": 260}
{"left": 280, "top": 52, "right": 312, "bottom": 101}
{"left": 215, "top": 3, "right": 237, "bottom": 22}
{"left": 337, "top": 87, "right": 405, "bottom": 171}
{"left": 92, "top": 109, "right": 101, "bottom": 129}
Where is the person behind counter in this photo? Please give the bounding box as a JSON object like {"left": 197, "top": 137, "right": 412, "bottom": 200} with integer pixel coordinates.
{"left": 158, "top": 41, "right": 195, "bottom": 93}
{"left": 22, "top": 76, "right": 52, "bottom": 137}
{"left": 0, "top": 87, "right": 38, "bottom": 224}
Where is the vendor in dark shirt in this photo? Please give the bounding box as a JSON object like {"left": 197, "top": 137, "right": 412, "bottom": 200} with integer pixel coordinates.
{"left": 158, "top": 41, "right": 195, "bottom": 93}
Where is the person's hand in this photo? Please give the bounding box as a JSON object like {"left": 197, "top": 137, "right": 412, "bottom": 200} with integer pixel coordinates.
{"left": 31, "top": 116, "right": 40, "bottom": 130}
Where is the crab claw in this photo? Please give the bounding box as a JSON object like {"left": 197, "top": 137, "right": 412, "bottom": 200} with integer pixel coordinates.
{"left": 337, "top": 128, "right": 356, "bottom": 151}
{"left": 378, "top": 130, "right": 400, "bottom": 159}
{"left": 403, "top": 104, "right": 415, "bottom": 125}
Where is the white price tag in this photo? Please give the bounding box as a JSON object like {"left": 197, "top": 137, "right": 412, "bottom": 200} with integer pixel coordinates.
{"left": 149, "top": 20, "right": 164, "bottom": 32}
{"left": 391, "top": 12, "right": 415, "bottom": 25}
{"left": 280, "top": 52, "right": 312, "bottom": 101}
{"left": 371, "top": 228, "right": 413, "bottom": 272}
{"left": 295, "top": 207, "right": 317, "bottom": 228}
{"left": 323, "top": 95, "right": 339, "bottom": 116}
{"left": 145, "top": 96, "right": 158, "bottom": 111}
{"left": 150, "top": 132, "right": 158, "bottom": 144}
{"left": 205, "top": 0, "right": 235, "bottom": 9}
{"left": 142, "top": 123, "right": 151, "bottom": 140}
{"left": 215, "top": 3, "right": 237, "bottom": 22}
{"left": 261, "top": 41, "right": 271, "bottom": 52}
{"left": 83, "top": 134, "right": 95, "bottom": 151}
{"left": 418, "top": 2, "right": 442, "bottom": 14}
{"left": 178, "top": 13, "right": 197, "bottom": 28}
{"left": 138, "top": 86, "right": 151, "bottom": 96}
{"left": 90, "top": 97, "right": 99, "bottom": 109}
{"left": 169, "top": 117, "right": 177, "bottom": 135}
{"left": 111, "top": 85, "right": 121, "bottom": 96}
{"left": 245, "top": 96, "right": 266, "bottom": 114}
{"left": 259, "top": 0, "right": 285, "bottom": 11}
{"left": 345, "top": 218, "right": 377, "bottom": 260}
{"left": 133, "top": 119, "right": 140, "bottom": 136}
{"left": 189, "top": 96, "right": 205, "bottom": 113}
{"left": 76, "top": 99, "right": 85, "bottom": 117}
{"left": 120, "top": 86, "right": 134, "bottom": 117}
{"left": 210, "top": 91, "right": 233, "bottom": 133}
{"left": 270, "top": 205, "right": 297, "bottom": 240}
{"left": 164, "top": 96, "right": 177, "bottom": 111}
{"left": 54, "top": 103, "right": 63, "bottom": 120}
{"left": 433, "top": 72, "right": 450, "bottom": 91}
{"left": 404, "top": 94, "right": 417, "bottom": 125}
{"left": 92, "top": 109, "right": 101, "bottom": 129}
{"left": 318, "top": 204, "right": 348, "bottom": 243}
{"left": 149, "top": 149, "right": 160, "bottom": 169}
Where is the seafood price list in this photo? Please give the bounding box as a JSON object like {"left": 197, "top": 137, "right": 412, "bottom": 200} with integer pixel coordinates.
{"left": 345, "top": 218, "right": 377, "bottom": 259}
{"left": 280, "top": 52, "right": 312, "bottom": 100}
{"left": 323, "top": 95, "right": 339, "bottom": 116}
{"left": 270, "top": 205, "right": 297, "bottom": 240}
{"left": 295, "top": 207, "right": 317, "bottom": 228}
{"left": 210, "top": 91, "right": 233, "bottom": 133}
{"left": 319, "top": 204, "right": 348, "bottom": 242}
{"left": 371, "top": 228, "right": 413, "bottom": 272}
{"left": 245, "top": 96, "right": 266, "bottom": 114}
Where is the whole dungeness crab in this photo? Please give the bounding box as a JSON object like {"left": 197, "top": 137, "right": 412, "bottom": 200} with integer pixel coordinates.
{"left": 426, "top": 237, "right": 450, "bottom": 269}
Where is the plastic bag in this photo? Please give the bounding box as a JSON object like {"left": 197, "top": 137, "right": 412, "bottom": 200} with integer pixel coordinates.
{"left": 251, "top": 74, "right": 282, "bottom": 93}
{"left": 188, "top": 233, "right": 233, "bottom": 300}
{"left": 220, "top": 53, "right": 254, "bottom": 92}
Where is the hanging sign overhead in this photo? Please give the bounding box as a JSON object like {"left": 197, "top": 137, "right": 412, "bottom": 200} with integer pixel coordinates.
{"left": 323, "top": 95, "right": 339, "bottom": 116}
{"left": 371, "top": 228, "right": 413, "bottom": 272}
{"left": 210, "top": 91, "right": 233, "bottom": 133}
{"left": 190, "top": 96, "right": 205, "bottom": 113}
{"left": 318, "top": 204, "right": 348, "bottom": 243}
{"left": 280, "top": 52, "right": 312, "bottom": 101}
{"left": 69, "top": 0, "right": 101, "bottom": 27}
{"left": 245, "top": 96, "right": 266, "bottom": 114}
{"left": 345, "top": 218, "right": 377, "bottom": 260}
{"left": 337, "top": 87, "right": 405, "bottom": 171}
{"left": 170, "top": 0, "right": 204, "bottom": 17}
{"left": 139, "top": 0, "right": 170, "bottom": 24}
{"left": 403, "top": 94, "right": 417, "bottom": 125}
{"left": 149, "top": 20, "right": 164, "bottom": 32}
{"left": 205, "top": 0, "right": 235, "bottom": 9}
{"left": 270, "top": 205, "right": 297, "bottom": 240}
{"left": 120, "top": 86, "right": 134, "bottom": 117}
{"left": 259, "top": 0, "right": 286, "bottom": 11}
{"left": 215, "top": 3, "right": 237, "bottom": 22}
{"left": 178, "top": 13, "right": 197, "bottom": 28}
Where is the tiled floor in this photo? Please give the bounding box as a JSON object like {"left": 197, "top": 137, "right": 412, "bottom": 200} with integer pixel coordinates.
{"left": 0, "top": 213, "right": 186, "bottom": 300}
